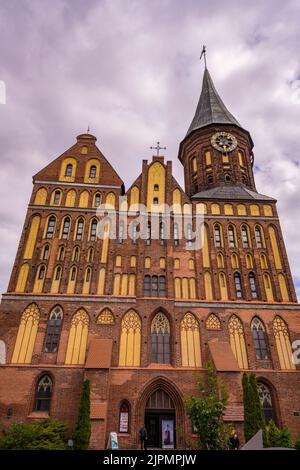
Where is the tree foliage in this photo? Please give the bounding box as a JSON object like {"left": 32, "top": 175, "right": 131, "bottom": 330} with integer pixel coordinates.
{"left": 265, "top": 420, "right": 293, "bottom": 448}
{"left": 73, "top": 379, "right": 91, "bottom": 450}
{"left": 0, "top": 419, "right": 68, "bottom": 450}
{"left": 243, "top": 373, "right": 266, "bottom": 443}
{"left": 185, "top": 363, "right": 229, "bottom": 450}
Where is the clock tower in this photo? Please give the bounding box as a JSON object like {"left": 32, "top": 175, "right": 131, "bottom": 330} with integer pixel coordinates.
{"left": 178, "top": 67, "right": 257, "bottom": 196}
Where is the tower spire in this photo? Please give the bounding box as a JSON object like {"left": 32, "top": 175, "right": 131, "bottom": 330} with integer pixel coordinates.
{"left": 185, "top": 66, "right": 242, "bottom": 138}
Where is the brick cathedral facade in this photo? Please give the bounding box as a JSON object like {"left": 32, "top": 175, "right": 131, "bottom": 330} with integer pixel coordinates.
{"left": 0, "top": 67, "right": 299, "bottom": 449}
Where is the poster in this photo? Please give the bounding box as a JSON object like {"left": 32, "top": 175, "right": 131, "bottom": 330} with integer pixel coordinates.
{"left": 119, "top": 412, "right": 129, "bottom": 433}
{"left": 161, "top": 419, "right": 174, "bottom": 449}
{"left": 107, "top": 432, "right": 119, "bottom": 449}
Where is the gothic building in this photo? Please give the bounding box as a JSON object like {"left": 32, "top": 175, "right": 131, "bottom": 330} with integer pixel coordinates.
{"left": 0, "top": 66, "right": 299, "bottom": 449}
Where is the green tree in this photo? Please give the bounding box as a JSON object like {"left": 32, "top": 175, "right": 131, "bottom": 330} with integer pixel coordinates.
{"left": 0, "top": 419, "right": 67, "bottom": 450}
{"left": 73, "top": 379, "right": 91, "bottom": 450}
{"left": 185, "top": 363, "right": 228, "bottom": 450}
{"left": 266, "top": 419, "right": 281, "bottom": 447}
{"left": 243, "top": 372, "right": 266, "bottom": 444}
{"left": 242, "top": 373, "right": 253, "bottom": 442}
{"left": 249, "top": 373, "right": 266, "bottom": 439}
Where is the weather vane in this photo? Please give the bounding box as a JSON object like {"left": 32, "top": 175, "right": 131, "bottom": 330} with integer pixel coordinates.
{"left": 200, "top": 45, "right": 207, "bottom": 67}
{"left": 87, "top": 124, "right": 90, "bottom": 134}
{"left": 150, "top": 141, "right": 167, "bottom": 156}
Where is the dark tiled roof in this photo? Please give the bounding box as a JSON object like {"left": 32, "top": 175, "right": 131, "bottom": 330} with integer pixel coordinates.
{"left": 192, "top": 185, "right": 275, "bottom": 202}
{"left": 186, "top": 68, "right": 241, "bottom": 137}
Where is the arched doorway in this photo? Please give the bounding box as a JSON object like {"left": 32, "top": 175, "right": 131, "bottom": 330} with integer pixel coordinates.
{"left": 145, "top": 389, "right": 175, "bottom": 448}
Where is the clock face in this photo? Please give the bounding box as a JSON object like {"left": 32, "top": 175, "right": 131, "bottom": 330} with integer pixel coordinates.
{"left": 211, "top": 132, "right": 237, "bottom": 153}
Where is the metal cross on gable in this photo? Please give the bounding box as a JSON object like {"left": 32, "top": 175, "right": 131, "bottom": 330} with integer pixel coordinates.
{"left": 150, "top": 141, "right": 167, "bottom": 156}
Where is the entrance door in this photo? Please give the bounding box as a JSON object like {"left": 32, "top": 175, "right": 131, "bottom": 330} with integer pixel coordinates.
{"left": 144, "top": 389, "right": 176, "bottom": 449}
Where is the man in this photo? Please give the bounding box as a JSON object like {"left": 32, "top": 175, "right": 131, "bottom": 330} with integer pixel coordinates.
{"left": 228, "top": 431, "right": 240, "bottom": 450}
{"left": 139, "top": 424, "right": 148, "bottom": 450}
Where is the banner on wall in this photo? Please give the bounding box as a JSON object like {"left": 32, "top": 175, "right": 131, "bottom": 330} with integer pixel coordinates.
{"left": 161, "top": 419, "right": 174, "bottom": 449}
{"left": 107, "top": 432, "right": 119, "bottom": 449}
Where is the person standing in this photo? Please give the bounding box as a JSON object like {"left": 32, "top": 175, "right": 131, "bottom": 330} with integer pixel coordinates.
{"left": 139, "top": 424, "right": 148, "bottom": 450}
{"left": 228, "top": 432, "right": 240, "bottom": 450}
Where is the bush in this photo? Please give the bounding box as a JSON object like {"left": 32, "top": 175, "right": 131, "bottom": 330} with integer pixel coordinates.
{"left": 265, "top": 420, "right": 293, "bottom": 448}
{"left": 0, "top": 419, "right": 68, "bottom": 450}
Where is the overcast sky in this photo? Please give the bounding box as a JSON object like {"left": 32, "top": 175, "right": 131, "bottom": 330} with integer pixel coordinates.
{"left": 0, "top": 0, "right": 299, "bottom": 298}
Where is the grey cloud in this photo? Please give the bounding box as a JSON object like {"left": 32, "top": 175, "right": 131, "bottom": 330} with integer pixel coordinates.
{"left": 0, "top": 0, "right": 299, "bottom": 295}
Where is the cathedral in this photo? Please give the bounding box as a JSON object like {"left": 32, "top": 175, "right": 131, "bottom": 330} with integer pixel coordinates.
{"left": 0, "top": 65, "right": 299, "bottom": 449}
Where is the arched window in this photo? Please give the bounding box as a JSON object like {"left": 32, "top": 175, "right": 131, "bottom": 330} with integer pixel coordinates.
{"left": 67, "top": 266, "right": 77, "bottom": 294}
{"left": 65, "top": 189, "right": 76, "bottom": 207}
{"left": 159, "top": 276, "right": 166, "bottom": 297}
{"left": 93, "top": 192, "right": 101, "bottom": 207}
{"left": 234, "top": 272, "right": 242, "bottom": 298}
{"left": 273, "top": 316, "right": 295, "bottom": 370}
{"left": 174, "top": 222, "right": 179, "bottom": 246}
{"left": 72, "top": 246, "right": 80, "bottom": 262}
{"left": 246, "top": 253, "right": 253, "bottom": 269}
{"left": 83, "top": 267, "right": 92, "bottom": 294}
{"left": 90, "top": 219, "right": 98, "bottom": 241}
{"left": 218, "top": 272, "right": 228, "bottom": 300}
{"left": 228, "top": 315, "right": 248, "bottom": 368}
{"left": 97, "top": 308, "right": 114, "bottom": 324}
{"left": 186, "top": 223, "right": 193, "bottom": 247}
{"left": 33, "top": 264, "right": 46, "bottom": 293}
{"left": 146, "top": 389, "right": 174, "bottom": 411}
{"left": 34, "top": 375, "right": 53, "bottom": 412}
{"left": 207, "top": 174, "right": 213, "bottom": 184}
{"left": 249, "top": 272, "right": 258, "bottom": 299}
{"left": 0, "top": 340, "right": 6, "bottom": 364}
{"left": 260, "top": 253, "right": 268, "bottom": 269}
{"left": 228, "top": 225, "right": 236, "bottom": 248}
{"left": 42, "top": 244, "right": 50, "bottom": 260}
{"left": 65, "top": 163, "right": 73, "bottom": 177}
{"left": 46, "top": 216, "right": 56, "bottom": 239}
{"left": 51, "top": 265, "right": 62, "bottom": 294}
{"left": 53, "top": 190, "right": 61, "bottom": 205}
{"left": 231, "top": 253, "right": 239, "bottom": 269}
{"left": 204, "top": 272, "right": 213, "bottom": 299}
{"left": 151, "top": 312, "right": 170, "bottom": 364}
{"left": 11, "top": 303, "right": 40, "bottom": 364}
{"left": 119, "top": 401, "right": 130, "bottom": 433}
{"left": 241, "top": 225, "right": 250, "bottom": 248}
{"left": 214, "top": 224, "right": 222, "bottom": 248}
{"left": 225, "top": 173, "right": 231, "bottom": 182}
{"left": 24, "top": 215, "right": 41, "bottom": 259}
{"left": 258, "top": 382, "right": 276, "bottom": 424}
{"left": 251, "top": 317, "right": 269, "bottom": 359}
{"left": 89, "top": 165, "right": 97, "bottom": 178}
{"left": 57, "top": 245, "right": 65, "bottom": 261}
{"left": 181, "top": 312, "right": 201, "bottom": 367}
{"left": 160, "top": 222, "right": 165, "bottom": 245}
{"left": 75, "top": 218, "right": 84, "bottom": 240}
{"left": 65, "top": 309, "right": 89, "bottom": 365}
{"left": 119, "top": 310, "right": 141, "bottom": 366}
{"left": 34, "top": 187, "right": 47, "bottom": 205}
{"left": 61, "top": 217, "right": 71, "bottom": 239}
{"left": 146, "top": 221, "right": 151, "bottom": 245}
{"left": 206, "top": 313, "right": 221, "bottom": 330}
{"left": 143, "top": 275, "right": 166, "bottom": 297}
{"left": 87, "top": 247, "right": 94, "bottom": 262}
{"left": 255, "top": 225, "right": 264, "bottom": 248}
{"left": 119, "top": 220, "right": 125, "bottom": 243}
{"left": 45, "top": 306, "right": 63, "bottom": 353}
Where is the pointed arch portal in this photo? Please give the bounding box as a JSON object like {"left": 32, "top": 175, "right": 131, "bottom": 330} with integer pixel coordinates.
{"left": 137, "top": 377, "right": 185, "bottom": 449}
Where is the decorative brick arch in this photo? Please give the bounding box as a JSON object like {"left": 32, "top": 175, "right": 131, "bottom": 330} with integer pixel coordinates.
{"left": 135, "top": 376, "right": 186, "bottom": 448}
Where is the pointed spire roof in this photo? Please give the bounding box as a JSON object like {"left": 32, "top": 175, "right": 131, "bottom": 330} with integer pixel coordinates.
{"left": 186, "top": 67, "right": 241, "bottom": 137}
